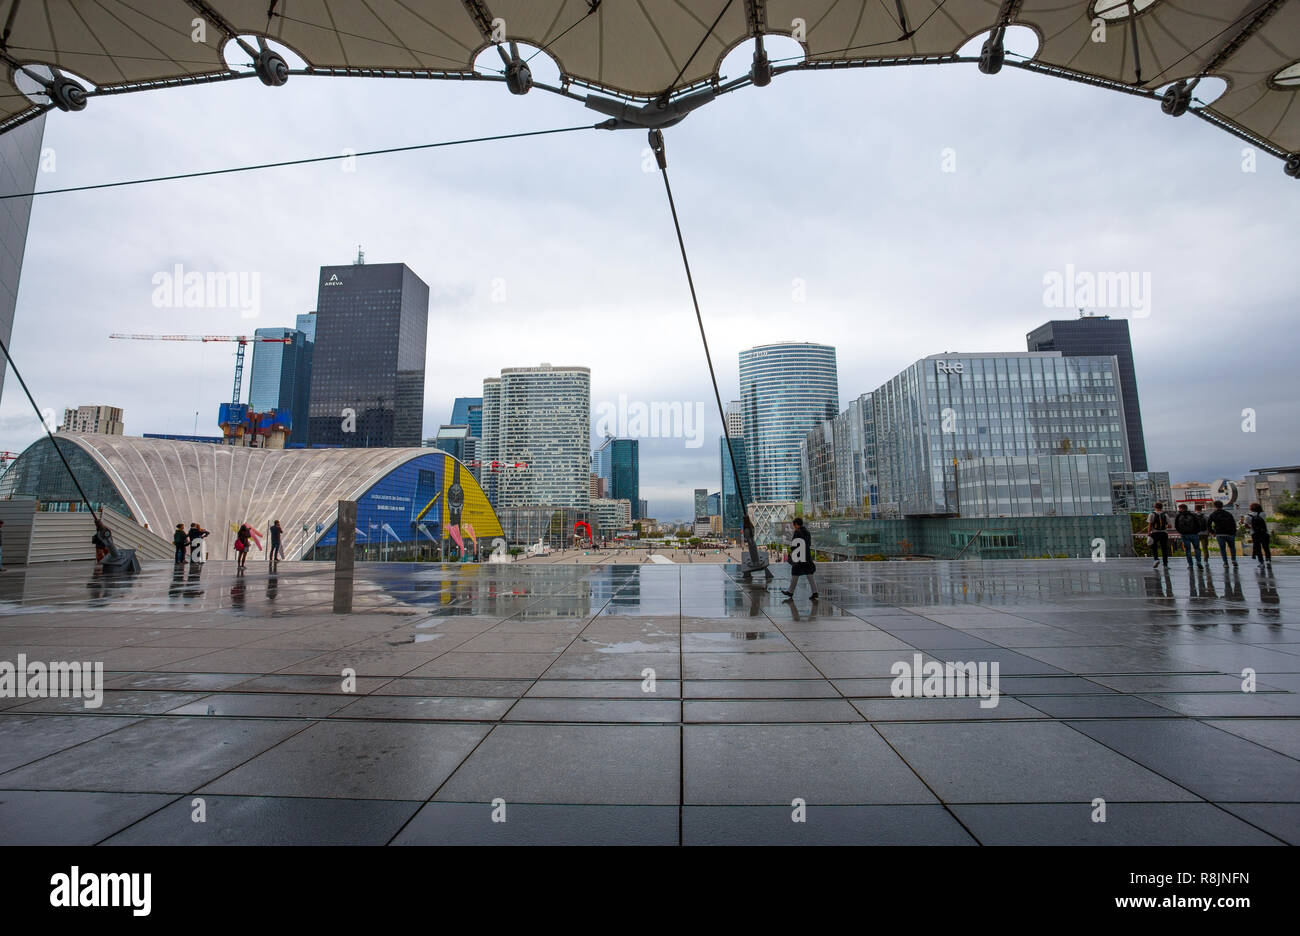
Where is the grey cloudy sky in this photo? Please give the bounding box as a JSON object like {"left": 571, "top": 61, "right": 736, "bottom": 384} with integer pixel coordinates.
{"left": 2, "top": 32, "right": 1296, "bottom": 521}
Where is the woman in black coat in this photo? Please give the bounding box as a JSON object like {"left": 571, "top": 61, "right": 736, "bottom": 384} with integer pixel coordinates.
{"left": 781, "top": 517, "right": 819, "bottom": 601}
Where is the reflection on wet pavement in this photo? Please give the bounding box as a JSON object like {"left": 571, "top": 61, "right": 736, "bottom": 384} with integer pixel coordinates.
{"left": 0, "top": 558, "right": 1296, "bottom": 845}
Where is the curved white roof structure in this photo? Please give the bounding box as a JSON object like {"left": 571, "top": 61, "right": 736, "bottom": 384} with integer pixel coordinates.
{"left": 0, "top": 1, "right": 1296, "bottom": 167}
{"left": 1, "top": 434, "right": 499, "bottom": 560}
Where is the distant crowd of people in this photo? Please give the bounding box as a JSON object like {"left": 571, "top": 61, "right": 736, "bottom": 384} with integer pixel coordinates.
{"left": 1145, "top": 500, "right": 1273, "bottom": 569}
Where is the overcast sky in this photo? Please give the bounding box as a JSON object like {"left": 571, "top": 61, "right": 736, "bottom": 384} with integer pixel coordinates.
{"left": 2, "top": 33, "right": 1296, "bottom": 522}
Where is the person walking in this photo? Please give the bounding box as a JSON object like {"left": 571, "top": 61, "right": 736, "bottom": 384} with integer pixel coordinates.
{"left": 1173, "top": 503, "right": 1202, "bottom": 567}
{"left": 235, "top": 523, "right": 251, "bottom": 571}
{"left": 1194, "top": 503, "right": 1210, "bottom": 559}
{"left": 172, "top": 523, "right": 188, "bottom": 564}
{"left": 269, "top": 520, "right": 283, "bottom": 565}
{"left": 781, "top": 517, "right": 819, "bottom": 601}
{"left": 1248, "top": 502, "right": 1273, "bottom": 566}
{"left": 1207, "top": 500, "right": 1239, "bottom": 565}
{"left": 188, "top": 523, "right": 209, "bottom": 563}
{"left": 1146, "top": 502, "right": 1171, "bottom": 569}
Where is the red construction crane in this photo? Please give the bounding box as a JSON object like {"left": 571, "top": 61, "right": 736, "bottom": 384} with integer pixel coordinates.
{"left": 109, "top": 333, "right": 292, "bottom": 406}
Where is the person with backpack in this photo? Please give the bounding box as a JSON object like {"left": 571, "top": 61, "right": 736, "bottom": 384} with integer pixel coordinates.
{"left": 1146, "top": 502, "right": 1171, "bottom": 568}
{"left": 781, "top": 517, "right": 819, "bottom": 601}
{"left": 172, "top": 523, "right": 188, "bottom": 564}
{"left": 1247, "top": 502, "right": 1272, "bottom": 566}
{"left": 1206, "top": 500, "right": 1239, "bottom": 565}
{"left": 1194, "top": 504, "right": 1210, "bottom": 557}
{"left": 1173, "top": 503, "right": 1202, "bottom": 566}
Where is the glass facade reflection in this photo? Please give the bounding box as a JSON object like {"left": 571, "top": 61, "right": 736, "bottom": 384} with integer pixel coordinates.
{"left": 308, "top": 262, "right": 428, "bottom": 447}
{"left": 872, "top": 353, "right": 1129, "bottom": 516}
{"left": 248, "top": 327, "right": 312, "bottom": 445}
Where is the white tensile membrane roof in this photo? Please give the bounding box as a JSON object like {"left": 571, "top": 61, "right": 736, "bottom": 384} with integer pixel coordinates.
{"left": 0, "top": 1, "right": 1297, "bottom": 165}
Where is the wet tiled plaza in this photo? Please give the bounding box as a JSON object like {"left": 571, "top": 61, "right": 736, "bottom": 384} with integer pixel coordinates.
{"left": 0, "top": 558, "right": 1296, "bottom": 845}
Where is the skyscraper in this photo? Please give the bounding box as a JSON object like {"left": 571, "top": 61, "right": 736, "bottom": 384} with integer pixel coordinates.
{"left": 739, "top": 342, "right": 839, "bottom": 502}
{"left": 295, "top": 311, "right": 317, "bottom": 343}
{"left": 720, "top": 434, "right": 750, "bottom": 535}
{"left": 1027, "top": 315, "right": 1148, "bottom": 471}
{"left": 495, "top": 364, "right": 590, "bottom": 508}
{"left": 307, "top": 261, "right": 429, "bottom": 448}
{"left": 694, "top": 488, "right": 709, "bottom": 519}
{"left": 248, "top": 327, "right": 312, "bottom": 445}
{"left": 480, "top": 378, "right": 501, "bottom": 507}
{"left": 0, "top": 114, "right": 45, "bottom": 400}
{"left": 593, "top": 436, "right": 640, "bottom": 518}
{"left": 450, "top": 397, "right": 483, "bottom": 439}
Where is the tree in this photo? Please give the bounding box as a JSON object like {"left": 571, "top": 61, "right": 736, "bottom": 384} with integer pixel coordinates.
{"left": 1275, "top": 491, "right": 1300, "bottom": 520}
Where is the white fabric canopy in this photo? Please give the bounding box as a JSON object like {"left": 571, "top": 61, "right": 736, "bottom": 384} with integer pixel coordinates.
{"left": 1, "top": 1, "right": 1296, "bottom": 156}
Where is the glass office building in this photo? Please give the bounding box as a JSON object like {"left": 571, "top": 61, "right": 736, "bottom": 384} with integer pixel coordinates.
{"left": 801, "top": 391, "right": 878, "bottom": 517}
{"left": 0, "top": 113, "right": 44, "bottom": 400}
{"left": 720, "top": 434, "right": 750, "bottom": 536}
{"left": 593, "top": 436, "right": 640, "bottom": 518}
{"left": 495, "top": 365, "right": 590, "bottom": 509}
{"left": 308, "top": 262, "right": 429, "bottom": 447}
{"left": 740, "top": 343, "right": 839, "bottom": 502}
{"left": 1027, "top": 315, "right": 1148, "bottom": 471}
{"left": 872, "top": 352, "right": 1129, "bottom": 517}
{"left": 248, "top": 327, "right": 312, "bottom": 445}
{"left": 451, "top": 397, "right": 483, "bottom": 440}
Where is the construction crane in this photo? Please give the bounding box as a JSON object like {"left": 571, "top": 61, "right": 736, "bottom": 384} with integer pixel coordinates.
{"left": 109, "top": 333, "right": 292, "bottom": 406}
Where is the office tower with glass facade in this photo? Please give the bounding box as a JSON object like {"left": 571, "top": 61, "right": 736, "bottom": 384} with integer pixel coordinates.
{"left": 872, "top": 352, "right": 1130, "bottom": 517}
{"left": 800, "top": 392, "right": 877, "bottom": 518}
{"left": 592, "top": 436, "right": 640, "bottom": 519}
{"left": 740, "top": 343, "right": 839, "bottom": 502}
{"left": 249, "top": 327, "right": 312, "bottom": 445}
{"left": 720, "top": 433, "right": 751, "bottom": 535}
{"left": 480, "top": 378, "right": 501, "bottom": 506}
{"left": 0, "top": 114, "right": 45, "bottom": 400}
{"left": 694, "top": 488, "right": 709, "bottom": 520}
{"left": 295, "top": 311, "right": 317, "bottom": 343}
{"left": 308, "top": 261, "right": 428, "bottom": 448}
{"left": 496, "top": 365, "right": 590, "bottom": 509}
{"left": 1027, "top": 315, "right": 1147, "bottom": 471}
{"left": 451, "top": 397, "right": 483, "bottom": 439}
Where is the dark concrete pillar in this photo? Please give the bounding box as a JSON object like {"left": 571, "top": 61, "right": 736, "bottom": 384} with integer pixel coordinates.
{"left": 333, "top": 499, "right": 356, "bottom": 613}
